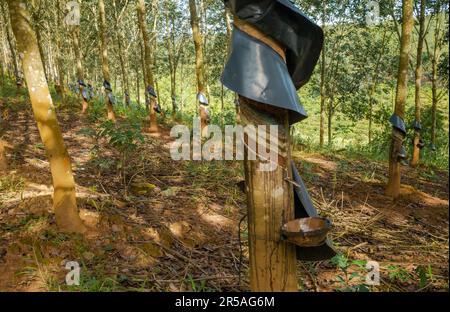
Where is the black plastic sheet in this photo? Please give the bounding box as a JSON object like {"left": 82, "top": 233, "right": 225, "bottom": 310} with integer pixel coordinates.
{"left": 222, "top": 28, "right": 308, "bottom": 124}
{"left": 224, "top": 0, "right": 324, "bottom": 89}
{"left": 147, "top": 86, "right": 157, "bottom": 98}
{"left": 390, "top": 114, "right": 407, "bottom": 136}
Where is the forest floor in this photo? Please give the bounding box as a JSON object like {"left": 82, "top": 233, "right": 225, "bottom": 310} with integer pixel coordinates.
{"left": 0, "top": 95, "right": 448, "bottom": 292}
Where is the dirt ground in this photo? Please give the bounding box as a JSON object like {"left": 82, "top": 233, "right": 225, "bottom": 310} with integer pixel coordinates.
{"left": 0, "top": 98, "right": 448, "bottom": 292}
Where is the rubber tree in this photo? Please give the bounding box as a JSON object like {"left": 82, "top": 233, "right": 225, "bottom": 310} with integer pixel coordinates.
{"left": 426, "top": 1, "right": 446, "bottom": 151}
{"left": 55, "top": 0, "right": 66, "bottom": 101}
{"left": 164, "top": 0, "right": 185, "bottom": 117}
{"left": 98, "top": 0, "right": 117, "bottom": 121}
{"left": 7, "top": 0, "right": 86, "bottom": 233}
{"left": 1, "top": 1, "right": 20, "bottom": 86}
{"left": 137, "top": 0, "right": 158, "bottom": 133}
{"left": 112, "top": 0, "right": 130, "bottom": 106}
{"left": 234, "top": 19, "right": 297, "bottom": 292}
{"left": 189, "top": 0, "right": 209, "bottom": 130}
{"left": 222, "top": 1, "right": 334, "bottom": 291}
{"left": 319, "top": 1, "right": 326, "bottom": 148}
{"left": 70, "top": 0, "right": 89, "bottom": 115}
{"left": 386, "top": 0, "right": 414, "bottom": 199}
{"left": 411, "top": 0, "right": 426, "bottom": 167}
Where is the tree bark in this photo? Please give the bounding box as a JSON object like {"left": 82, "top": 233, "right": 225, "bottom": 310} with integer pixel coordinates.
{"left": 189, "top": 0, "right": 208, "bottom": 130}
{"left": 137, "top": 0, "right": 158, "bottom": 132}
{"left": 7, "top": 0, "right": 85, "bottom": 233}
{"left": 411, "top": 0, "right": 426, "bottom": 167}
{"left": 386, "top": 0, "right": 414, "bottom": 199}
{"left": 99, "top": 0, "right": 116, "bottom": 121}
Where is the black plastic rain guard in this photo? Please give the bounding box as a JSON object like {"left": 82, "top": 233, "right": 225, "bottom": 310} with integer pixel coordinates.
{"left": 78, "top": 79, "right": 86, "bottom": 87}
{"left": 224, "top": 0, "right": 324, "bottom": 89}
{"left": 412, "top": 120, "right": 422, "bottom": 131}
{"left": 197, "top": 92, "right": 209, "bottom": 106}
{"left": 103, "top": 80, "right": 113, "bottom": 92}
{"left": 390, "top": 114, "right": 407, "bottom": 136}
{"left": 81, "top": 89, "right": 89, "bottom": 101}
{"left": 108, "top": 92, "right": 116, "bottom": 105}
{"left": 153, "top": 102, "right": 161, "bottom": 114}
{"left": 221, "top": 27, "right": 308, "bottom": 125}
{"left": 147, "top": 86, "right": 157, "bottom": 98}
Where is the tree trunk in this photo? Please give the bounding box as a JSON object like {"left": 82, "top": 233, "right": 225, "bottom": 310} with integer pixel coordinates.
{"left": 319, "top": 3, "right": 326, "bottom": 148}
{"left": 164, "top": 0, "right": 177, "bottom": 116}
{"left": 189, "top": 0, "right": 208, "bottom": 130}
{"left": 7, "top": 0, "right": 85, "bottom": 233}
{"left": 431, "top": 60, "right": 438, "bottom": 147}
{"left": 386, "top": 0, "right": 413, "bottom": 199}
{"left": 429, "top": 9, "right": 444, "bottom": 149}
{"left": 327, "top": 98, "right": 333, "bottom": 146}
{"left": 368, "top": 28, "right": 388, "bottom": 144}
{"left": 56, "top": 0, "right": 66, "bottom": 101}
{"left": 99, "top": 0, "right": 116, "bottom": 121}
{"left": 112, "top": 0, "right": 130, "bottom": 106}
{"left": 1, "top": 1, "right": 20, "bottom": 86}
{"left": 139, "top": 41, "right": 148, "bottom": 110}
{"left": 235, "top": 19, "right": 297, "bottom": 292}
{"left": 0, "top": 140, "right": 7, "bottom": 172}
{"left": 411, "top": 0, "right": 426, "bottom": 167}
{"left": 71, "top": 16, "right": 88, "bottom": 115}
{"left": 136, "top": 67, "right": 140, "bottom": 106}
{"left": 224, "top": 6, "right": 232, "bottom": 53}
{"left": 137, "top": 0, "right": 158, "bottom": 132}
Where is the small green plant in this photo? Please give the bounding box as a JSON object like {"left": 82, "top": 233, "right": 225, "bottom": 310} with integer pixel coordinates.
{"left": 416, "top": 265, "right": 434, "bottom": 289}
{"left": 331, "top": 254, "right": 370, "bottom": 292}
{"left": 0, "top": 175, "right": 25, "bottom": 192}
{"left": 186, "top": 275, "right": 214, "bottom": 292}
{"left": 387, "top": 265, "right": 413, "bottom": 283}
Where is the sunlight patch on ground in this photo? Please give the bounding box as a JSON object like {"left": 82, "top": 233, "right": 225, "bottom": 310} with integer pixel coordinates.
{"left": 196, "top": 203, "right": 232, "bottom": 228}
{"left": 302, "top": 156, "right": 338, "bottom": 171}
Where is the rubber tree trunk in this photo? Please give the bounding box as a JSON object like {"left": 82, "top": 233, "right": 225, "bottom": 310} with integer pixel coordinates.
{"left": 112, "top": 0, "right": 130, "bottom": 106}
{"left": 368, "top": 28, "right": 388, "bottom": 144}
{"left": 319, "top": 2, "right": 326, "bottom": 148}
{"left": 99, "top": 0, "right": 116, "bottom": 121}
{"left": 56, "top": 0, "right": 66, "bottom": 102}
{"left": 136, "top": 66, "right": 140, "bottom": 105}
{"left": 411, "top": 0, "right": 426, "bottom": 167}
{"left": 224, "top": 6, "right": 232, "bottom": 52}
{"left": 139, "top": 41, "right": 148, "bottom": 110}
{"left": 7, "top": 0, "right": 85, "bottom": 233}
{"left": 1, "top": 2, "right": 20, "bottom": 86}
{"left": 235, "top": 19, "right": 297, "bottom": 292}
{"left": 137, "top": 0, "right": 158, "bottom": 132}
{"left": 0, "top": 140, "right": 7, "bottom": 172}
{"left": 164, "top": 0, "right": 177, "bottom": 116}
{"left": 71, "top": 21, "right": 88, "bottom": 115}
{"left": 430, "top": 11, "right": 443, "bottom": 149}
{"left": 386, "top": 0, "right": 414, "bottom": 199}
{"left": 189, "top": 0, "right": 208, "bottom": 130}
